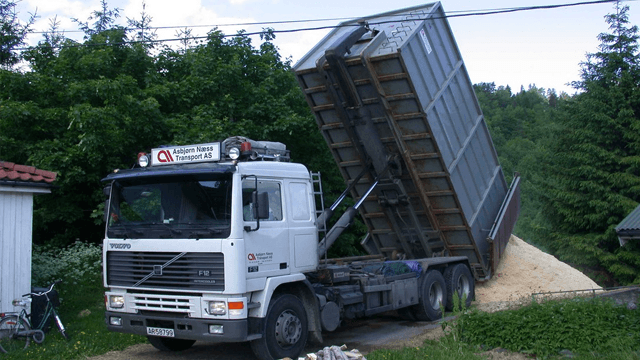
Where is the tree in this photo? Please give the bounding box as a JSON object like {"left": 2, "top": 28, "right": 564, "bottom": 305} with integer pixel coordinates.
{"left": 72, "top": 0, "right": 121, "bottom": 38}
{"left": 542, "top": 2, "right": 640, "bottom": 284}
{"left": 475, "top": 83, "right": 561, "bottom": 250}
{"left": 126, "top": 1, "right": 157, "bottom": 50}
{"left": 1, "top": 2, "right": 334, "bottom": 249}
{"left": 0, "top": 0, "right": 35, "bottom": 68}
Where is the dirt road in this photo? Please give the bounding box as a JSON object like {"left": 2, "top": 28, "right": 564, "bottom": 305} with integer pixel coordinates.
{"left": 89, "top": 313, "right": 446, "bottom": 360}
{"left": 89, "top": 312, "right": 528, "bottom": 360}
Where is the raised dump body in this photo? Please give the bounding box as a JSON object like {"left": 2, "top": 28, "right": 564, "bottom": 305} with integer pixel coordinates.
{"left": 293, "top": 2, "right": 520, "bottom": 280}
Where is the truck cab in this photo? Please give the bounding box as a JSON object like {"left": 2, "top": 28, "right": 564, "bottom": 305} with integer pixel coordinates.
{"left": 103, "top": 137, "right": 320, "bottom": 358}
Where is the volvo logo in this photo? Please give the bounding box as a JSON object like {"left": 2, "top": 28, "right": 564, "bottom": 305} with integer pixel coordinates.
{"left": 110, "top": 243, "right": 131, "bottom": 249}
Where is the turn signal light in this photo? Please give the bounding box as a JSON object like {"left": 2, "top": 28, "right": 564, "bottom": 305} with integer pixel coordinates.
{"left": 228, "top": 301, "right": 244, "bottom": 310}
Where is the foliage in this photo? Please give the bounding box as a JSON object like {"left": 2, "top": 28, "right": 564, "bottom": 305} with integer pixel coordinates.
{"left": 71, "top": 0, "right": 121, "bottom": 38}
{"left": 1, "top": 1, "right": 341, "bottom": 248}
{"left": 474, "top": 82, "right": 560, "bottom": 250}
{"left": 540, "top": 3, "right": 640, "bottom": 284}
{"left": 31, "top": 241, "right": 102, "bottom": 312}
{"left": 0, "top": 0, "right": 35, "bottom": 68}
{"left": 461, "top": 297, "right": 640, "bottom": 359}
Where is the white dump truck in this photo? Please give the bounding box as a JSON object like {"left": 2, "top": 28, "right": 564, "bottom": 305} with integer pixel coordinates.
{"left": 102, "top": 3, "right": 520, "bottom": 359}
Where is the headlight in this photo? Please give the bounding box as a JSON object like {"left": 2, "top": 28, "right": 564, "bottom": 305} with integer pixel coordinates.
{"left": 209, "top": 301, "right": 226, "bottom": 315}
{"left": 109, "top": 295, "right": 125, "bottom": 309}
{"left": 228, "top": 147, "right": 240, "bottom": 160}
{"left": 138, "top": 153, "right": 150, "bottom": 167}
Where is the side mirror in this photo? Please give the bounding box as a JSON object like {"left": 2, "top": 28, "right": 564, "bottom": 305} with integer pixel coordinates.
{"left": 103, "top": 185, "right": 111, "bottom": 224}
{"left": 245, "top": 191, "right": 270, "bottom": 232}
{"left": 103, "top": 185, "right": 111, "bottom": 199}
{"left": 253, "top": 191, "right": 270, "bottom": 220}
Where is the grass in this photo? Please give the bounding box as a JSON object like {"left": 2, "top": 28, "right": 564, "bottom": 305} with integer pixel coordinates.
{"left": 368, "top": 337, "right": 486, "bottom": 360}
{"left": 1, "top": 242, "right": 147, "bottom": 360}
{"left": 4, "top": 242, "right": 639, "bottom": 359}
{"left": 461, "top": 296, "right": 640, "bottom": 358}
{"left": 369, "top": 293, "right": 640, "bottom": 360}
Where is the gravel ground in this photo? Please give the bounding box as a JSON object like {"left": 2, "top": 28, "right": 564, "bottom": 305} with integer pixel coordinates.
{"left": 475, "top": 235, "right": 601, "bottom": 313}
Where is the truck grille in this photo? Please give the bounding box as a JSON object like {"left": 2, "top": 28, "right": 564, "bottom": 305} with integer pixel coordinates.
{"left": 107, "top": 252, "right": 224, "bottom": 291}
{"left": 133, "top": 293, "right": 196, "bottom": 315}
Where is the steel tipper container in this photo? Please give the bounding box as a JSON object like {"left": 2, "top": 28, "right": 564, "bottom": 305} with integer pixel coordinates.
{"left": 293, "top": 2, "right": 520, "bottom": 280}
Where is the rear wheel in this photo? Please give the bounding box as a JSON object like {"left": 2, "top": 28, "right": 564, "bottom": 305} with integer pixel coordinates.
{"left": 444, "top": 264, "right": 475, "bottom": 311}
{"left": 413, "top": 270, "right": 447, "bottom": 321}
{"left": 251, "top": 293, "right": 308, "bottom": 360}
{"left": 0, "top": 315, "right": 31, "bottom": 353}
{"left": 147, "top": 336, "right": 195, "bottom": 352}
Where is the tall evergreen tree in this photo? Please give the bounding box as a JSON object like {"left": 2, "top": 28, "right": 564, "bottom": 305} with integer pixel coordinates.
{"left": 543, "top": 2, "right": 640, "bottom": 284}
{"left": 0, "top": 0, "right": 35, "bottom": 68}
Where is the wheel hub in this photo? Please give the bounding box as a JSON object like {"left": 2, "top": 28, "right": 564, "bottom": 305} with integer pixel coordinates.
{"left": 274, "top": 310, "right": 302, "bottom": 346}
{"left": 428, "top": 282, "right": 443, "bottom": 308}
{"left": 456, "top": 275, "right": 470, "bottom": 297}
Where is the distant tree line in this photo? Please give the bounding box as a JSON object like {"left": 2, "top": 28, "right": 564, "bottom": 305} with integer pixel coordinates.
{"left": 1, "top": 0, "right": 638, "bottom": 284}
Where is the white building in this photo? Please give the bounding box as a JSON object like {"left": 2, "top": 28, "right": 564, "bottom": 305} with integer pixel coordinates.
{"left": 0, "top": 161, "right": 56, "bottom": 314}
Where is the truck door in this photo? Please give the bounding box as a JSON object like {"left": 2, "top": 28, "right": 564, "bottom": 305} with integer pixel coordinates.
{"left": 243, "top": 179, "right": 290, "bottom": 278}
{"left": 286, "top": 180, "right": 318, "bottom": 273}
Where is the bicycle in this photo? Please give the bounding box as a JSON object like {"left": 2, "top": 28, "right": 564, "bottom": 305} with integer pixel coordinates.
{"left": 0, "top": 280, "right": 69, "bottom": 353}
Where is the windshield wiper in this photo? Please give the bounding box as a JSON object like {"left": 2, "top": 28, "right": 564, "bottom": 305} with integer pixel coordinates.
{"left": 132, "top": 222, "right": 183, "bottom": 238}
{"left": 189, "top": 227, "right": 229, "bottom": 239}
{"left": 109, "top": 227, "right": 143, "bottom": 239}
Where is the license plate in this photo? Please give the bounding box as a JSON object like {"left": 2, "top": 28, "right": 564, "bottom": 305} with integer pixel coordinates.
{"left": 146, "top": 327, "right": 175, "bottom": 337}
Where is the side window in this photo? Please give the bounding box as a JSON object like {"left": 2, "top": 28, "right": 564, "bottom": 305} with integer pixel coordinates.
{"left": 242, "top": 180, "right": 283, "bottom": 221}
{"left": 289, "top": 182, "right": 310, "bottom": 221}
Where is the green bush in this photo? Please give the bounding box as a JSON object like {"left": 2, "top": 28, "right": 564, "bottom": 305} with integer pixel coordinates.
{"left": 32, "top": 241, "right": 104, "bottom": 313}
{"left": 32, "top": 241, "right": 102, "bottom": 288}
{"left": 461, "top": 297, "right": 640, "bottom": 358}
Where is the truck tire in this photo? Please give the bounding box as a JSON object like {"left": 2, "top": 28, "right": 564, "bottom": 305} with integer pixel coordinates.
{"left": 147, "top": 336, "right": 195, "bottom": 352}
{"left": 413, "top": 269, "right": 446, "bottom": 321}
{"left": 444, "top": 263, "right": 475, "bottom": 311}
{"left": 251, "top": 293, "right": 308, "bottom": 360}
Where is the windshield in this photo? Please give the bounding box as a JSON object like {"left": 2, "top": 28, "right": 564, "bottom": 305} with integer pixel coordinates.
{"left": 107, "top": 174, "right": 232, "bottom": 239}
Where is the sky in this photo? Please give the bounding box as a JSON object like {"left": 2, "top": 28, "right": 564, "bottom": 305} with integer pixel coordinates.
{"left": 13, "top": 0, "right": 640, "bottom": 95}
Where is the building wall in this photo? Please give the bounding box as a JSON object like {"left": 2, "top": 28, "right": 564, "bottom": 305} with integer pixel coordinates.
{"left": 0, "top": 186, "right": 49, "bottom": 314}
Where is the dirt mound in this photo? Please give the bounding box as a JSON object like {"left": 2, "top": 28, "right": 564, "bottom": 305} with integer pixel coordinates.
{"left": 474, "top": 235, "right": 601, "bottom": 312}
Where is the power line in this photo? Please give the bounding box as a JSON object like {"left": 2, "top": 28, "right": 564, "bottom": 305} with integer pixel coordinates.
{"left": 17, "top": 0, "right": 627, "bottom": 50}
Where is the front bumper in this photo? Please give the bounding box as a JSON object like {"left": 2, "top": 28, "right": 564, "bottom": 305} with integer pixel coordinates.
{"left": 105, "top": 311, "right": 254, "bottom": 343}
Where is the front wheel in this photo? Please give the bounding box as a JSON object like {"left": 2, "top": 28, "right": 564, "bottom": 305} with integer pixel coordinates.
{"left": 250, "top": 293, "right": 308, "bottom": 360}
{"left": 147, "top": 336, "right": 195, "bottom": 352}
{"left": 0, "top": 315, "right": 31, "bottom": 353}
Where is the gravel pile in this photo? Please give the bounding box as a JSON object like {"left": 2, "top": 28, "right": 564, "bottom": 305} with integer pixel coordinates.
{"left": 474, "top": 235, "right": 601, "bottom": 312}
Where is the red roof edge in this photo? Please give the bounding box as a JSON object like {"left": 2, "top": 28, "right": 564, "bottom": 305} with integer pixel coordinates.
{"left": 0, "top": 161, "right": 57, "bottom": 185}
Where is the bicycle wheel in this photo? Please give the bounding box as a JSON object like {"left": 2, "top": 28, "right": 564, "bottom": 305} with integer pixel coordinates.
{"left": 0, "top": 315, "right": 31, "bottom": 353}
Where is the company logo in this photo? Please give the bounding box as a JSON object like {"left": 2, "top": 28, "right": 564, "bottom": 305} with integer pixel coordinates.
{"left": 157, "top": 150, "right": 174, "bottom": 163}
{"left": 153, "top": 265, "right": 163, "bottom": 275}
{"left": 247, "top": 253, "right": 256, "bottom": 261}
{"left": 109, "top": 243, "right": 131, "bottom": 249}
